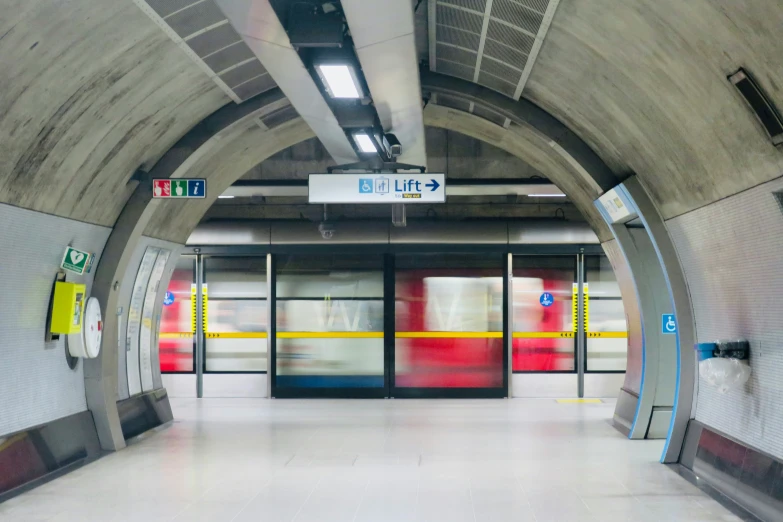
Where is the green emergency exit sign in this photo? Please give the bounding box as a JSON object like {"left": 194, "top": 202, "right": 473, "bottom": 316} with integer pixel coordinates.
{"left": 61, "top": 246, "right": 91, "bottom": 275}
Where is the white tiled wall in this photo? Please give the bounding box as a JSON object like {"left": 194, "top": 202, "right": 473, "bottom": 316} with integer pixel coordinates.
{"left": 0, "top": 203, "right": 111, "bottom": 436}
{"left": 667, "top": 176, "right": 783, "bottom": 459}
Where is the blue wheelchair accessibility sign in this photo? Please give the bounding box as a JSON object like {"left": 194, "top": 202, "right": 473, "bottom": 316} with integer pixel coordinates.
{"left": 163, "top": 291, "right": 175, "bottom": 306}
{"left": 662, "top": 314, "right": 677, "bottom": 334}
{"left": 359, "top": 179, "right": 373, "bottom": 193}
{"left": 540, "top": 292, "right": 554, "bottom": 307}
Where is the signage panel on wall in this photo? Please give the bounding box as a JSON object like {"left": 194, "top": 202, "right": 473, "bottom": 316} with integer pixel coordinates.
{"left": 152, "top": 179, "right": 207, "bottom": 198}
{"left": 61, "top": 246, "right": 91, "bottom": 275}
{"left": 662, "top": 314, "right": 677, "bottom": 334}
{"left": 596, "top": 186, "right": 638, "bottom": 224}
{"left": 308, "top": 173, "right": 446, "bottom": 204}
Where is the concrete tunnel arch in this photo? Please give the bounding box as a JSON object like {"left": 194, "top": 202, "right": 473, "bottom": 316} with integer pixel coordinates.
{"left": 87, "top": 73, "right": 694, "bottom": 465}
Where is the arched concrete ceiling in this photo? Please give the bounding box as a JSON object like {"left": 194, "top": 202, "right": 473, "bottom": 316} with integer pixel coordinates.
{"left": 0, "top": 0, "right": 228, "bottom": 225}
{"left": 423, "top": 104, "right": 610, "bottom": 239}
{"left": 523, "top": 0, "right": 783, "bottom": 218}
{"left": 142, "top": 100, "right": 611, "bottom": 242}
{"left": 5, "top": 0, "right": 781, "bottom": 238}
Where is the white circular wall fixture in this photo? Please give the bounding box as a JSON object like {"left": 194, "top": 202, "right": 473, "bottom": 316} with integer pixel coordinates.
{"left": 69, "top": 297, "right": 102, "bottom": 358}
{"left": 83, "top": 297, "right": 102, "bottom": 358}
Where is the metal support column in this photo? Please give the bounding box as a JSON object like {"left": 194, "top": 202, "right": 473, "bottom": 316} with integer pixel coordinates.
{"left": 505, "top": 253, "right": 513, "bottom": 398}
{"left": 266, "top": 253, "right": 274, "bottom": 398}
{"left": 195, "top": 255, "right": 204, "bottom": 398}
{"left": 268, "top": 254, "right": 277, "bottom": 398}
{"left": 383, "top": 254, "right": 396, "bottom": 397}
{"left": 577, "top": 253, "right": 585, "bottom": 398}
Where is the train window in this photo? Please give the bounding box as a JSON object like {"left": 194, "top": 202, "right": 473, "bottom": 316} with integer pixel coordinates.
{"left": 204, "top": 257, "right": 268, "bottom": 372}
{"left": 512, "top": 256, "right": 576, "bottom": 372}
{"left": 584, "top": 256, "right": 628, "bottom": 372}
{"left": 159, "top": 256, "right": 195, "bottom": 373}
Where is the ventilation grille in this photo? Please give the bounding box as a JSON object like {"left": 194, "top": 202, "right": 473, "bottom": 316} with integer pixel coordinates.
{"left": 135, "top": 0, "right": 277, "bottom": 103}
{"left": 729, "top": 69, "right": 783, "bottom": 146}
{"left": 431, "top": 0, "right": 560, "bottom": 100}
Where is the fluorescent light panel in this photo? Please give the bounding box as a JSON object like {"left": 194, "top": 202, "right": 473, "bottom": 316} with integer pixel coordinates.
{"left": 354, "top": 133, "right": 377, "bottom": 153}
{"left": 317, "top": 65, "right": 361, "bottom": 98}
{"left": 528, "top": 193, "right": 566, "bottom": 197}
{"left": 218, "top": 195, "right": 235, "bottom": 199}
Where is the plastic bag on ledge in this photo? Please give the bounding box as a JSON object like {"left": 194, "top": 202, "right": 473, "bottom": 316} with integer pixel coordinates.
{"left": 699, "top": 358, "right": 751, "bottom": 394}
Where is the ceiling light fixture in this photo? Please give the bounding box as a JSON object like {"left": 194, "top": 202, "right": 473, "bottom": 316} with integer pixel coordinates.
{"left": 528, "top": 193, "right": 566, "bottom": 197}
{"left": 316, "top": 64, "right": 362, "bottom": 99}
{"left": 353, "top": 133, "right": 377, "bottom": 153}
{"left": 218, "top": 195, "right": 235, "bottom": 199}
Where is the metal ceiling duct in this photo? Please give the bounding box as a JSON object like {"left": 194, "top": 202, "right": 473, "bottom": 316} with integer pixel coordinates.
{"left": 214, "top": 0, "right": 359, "bottom": 164}
{"left": 341, "top": 0, "right": 428, "bottom": 169}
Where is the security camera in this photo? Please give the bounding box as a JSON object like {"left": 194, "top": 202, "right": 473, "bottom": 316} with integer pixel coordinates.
{"left": 384, "top": 133, "right": 402, "bottom": 158}
{"left": 318, "top": 221, "right": 336, "bottom": 239}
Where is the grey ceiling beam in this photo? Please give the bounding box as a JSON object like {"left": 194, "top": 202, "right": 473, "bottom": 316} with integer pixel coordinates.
{"left": 341, "top": 0, "right": 428, "bottom": 168}
{"left": 214, "top": 0, "right": 359, "bottom": 164}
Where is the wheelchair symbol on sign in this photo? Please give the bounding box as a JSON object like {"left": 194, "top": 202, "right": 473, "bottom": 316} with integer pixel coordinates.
{"left": 662, "top": 314, "right": 677, "bottom": 334}
{"left": 359, "top": 179, "right": 373, "bottom": 193}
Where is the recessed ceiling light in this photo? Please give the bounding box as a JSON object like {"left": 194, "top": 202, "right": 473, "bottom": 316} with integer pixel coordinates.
{"left": 218, "top": 195, "right": 235, "bottom": 199}
{"left": 316, "top": 64, "right": 362, "bottom": 99}
{"left": 353, "top": 133, "right": 377, "bottom": 153}
{"left": 528, "top": 193, "right": 566, "bottom": 197}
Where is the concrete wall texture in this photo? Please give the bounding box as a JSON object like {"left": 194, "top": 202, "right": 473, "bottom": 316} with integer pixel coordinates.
{"left": 668, "top": 175, "right": 783, "bottom": 460}
{"left": 0, "top": 202, "right": 111, "bottom": 436}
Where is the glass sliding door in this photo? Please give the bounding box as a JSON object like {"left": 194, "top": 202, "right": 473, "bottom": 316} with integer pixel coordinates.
{"left": 512, "top": 256, "right": 576, "bottom": 372}
{"left": 393, "top": 253, "right": 505, "bottom": 398}
{"left": 203, "top": 257, "right": 268, "bottom": 372}
{"left": 159, "top": 256, "right": 195, "bottom": 373}
{"left": 273, "top": 254, "right": 385, "bottom": 397}
{"left": 585, "top": 255, "right": 628, "bottom": 372}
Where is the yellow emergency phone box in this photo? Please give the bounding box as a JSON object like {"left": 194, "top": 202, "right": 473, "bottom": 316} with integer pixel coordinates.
{"left": 50, "top": 282, "right": 87, "bottom": 335}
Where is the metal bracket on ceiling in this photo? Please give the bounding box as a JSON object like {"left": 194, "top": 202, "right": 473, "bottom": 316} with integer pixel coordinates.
{"left": 326, "top": 159, "right": 426, "bottom": 174}
{"left": 128, "top": 168, "right": 150, "bottom": 186}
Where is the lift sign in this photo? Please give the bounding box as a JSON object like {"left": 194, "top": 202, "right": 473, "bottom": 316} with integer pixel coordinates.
{"left": 309, "top": 173, "right": 446, "bottom": 204}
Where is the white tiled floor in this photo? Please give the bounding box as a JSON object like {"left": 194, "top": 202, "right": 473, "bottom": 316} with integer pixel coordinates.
{"left": 0, "top": 398, "right": 742, "bottom": 522}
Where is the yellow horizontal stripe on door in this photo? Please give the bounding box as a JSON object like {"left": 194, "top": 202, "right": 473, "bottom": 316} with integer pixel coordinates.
{"left": 277, "top": 331, "right": 384, "bottom": 339}
{"left": 159, "top": 332, "right": 193, "bottom": 339}
{"left": 586, "top": 332, "right": 628, "bottom": 338}
{"left": 395, "top": 332, "right": 503, "bottom": 339}
{"left": 513, "top": 332, "right": 575, "bottom": 339}
{"left": 205, "top": 332, "right": 268, "bottom": 339}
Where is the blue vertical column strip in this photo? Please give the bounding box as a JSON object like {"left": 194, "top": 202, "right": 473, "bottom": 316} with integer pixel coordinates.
{"left": 614, "top": 184, "right": 681, "bottom": 462}
{"left": 594, "top": 196, "right": 647, "bottom": 438}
